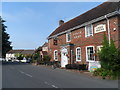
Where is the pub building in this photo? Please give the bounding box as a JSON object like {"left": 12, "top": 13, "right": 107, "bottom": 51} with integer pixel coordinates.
{"left": 47, "top": 2, "right": 120, "bottom": 69}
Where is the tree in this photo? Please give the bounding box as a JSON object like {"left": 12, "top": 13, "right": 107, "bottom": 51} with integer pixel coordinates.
{"left": 0, "top": 17, "right": 12, "bottom": 58}
{"left": 99, "top": 34, "right": 119, "bottom": 70}
{"left": 43, "top": 55, "right": 51, "bottom": 65}
{"left": 97, "top": 34, "right": 120, "bottom": 79}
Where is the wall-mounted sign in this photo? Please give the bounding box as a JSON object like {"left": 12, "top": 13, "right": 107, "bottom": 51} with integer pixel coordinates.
{"left": 94, "top": 24, "right": 106, "bottom": 33}
{"left": 73, "top": 31, "right": 82, "bottom": 39}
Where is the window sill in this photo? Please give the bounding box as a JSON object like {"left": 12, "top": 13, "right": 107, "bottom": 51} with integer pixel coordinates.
{"left": 66, "top": 40, "right": 71, "bottom": 42}
{"left": 86, "top": 60, "right": 95, "bottom": 62}
{"left": 76, "top": 60, "right": 81, "bottom": 62}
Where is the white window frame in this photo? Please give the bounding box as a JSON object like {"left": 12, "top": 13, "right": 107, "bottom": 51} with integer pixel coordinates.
{"left": 66, "top": 32, "right": 71, "bottom": 42}
{"left": 97, "top": 45, "right": 103, "bottom": 53}
{"left": 76, "top": 47, "right": 81, "bottom": 61}
{"left": 85, "top": 24, "right": 93, "bottom": 37}
{"left": 54, "top": 50, "right": 58, "bottom": 61}
{"left": 86, "top": 46, "right": 95, "bottom": 62}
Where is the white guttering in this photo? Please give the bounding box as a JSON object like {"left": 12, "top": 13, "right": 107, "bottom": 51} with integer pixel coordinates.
{"left": 48, "top": 11, "right": 119, "bottom": 39}
{"left": 105, "top": 15, "right": 111, "bottom": 45}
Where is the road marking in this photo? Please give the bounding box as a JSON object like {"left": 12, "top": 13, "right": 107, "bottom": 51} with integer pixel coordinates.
{"left": 51, "top": 85, "right": 58, "bottom": 88}
{"left": 19, "top": 70, "right": 32, "bottom": 77}
{"left": 44, "top": 81, "right": 50, "bottom": 85}
{"left": 25, "top": 73, "right": 32, "bottom": 77}
{"left": 19, "top": 71, "right": 25, "bottom": 74}
{"left": 44, "top": 81, "right": 58, "bottom": 88}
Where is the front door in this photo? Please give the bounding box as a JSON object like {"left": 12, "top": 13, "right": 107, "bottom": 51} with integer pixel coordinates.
{"left": 61, "top": 48, "right": 68, "bottom": 67}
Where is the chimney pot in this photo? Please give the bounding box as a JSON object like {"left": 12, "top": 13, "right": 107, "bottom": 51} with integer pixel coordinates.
{"left": 59, "top": 20, "right": 64, "bottom": 26}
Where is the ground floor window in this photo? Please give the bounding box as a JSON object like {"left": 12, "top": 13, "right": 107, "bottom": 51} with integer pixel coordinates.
{"left": 86, "top": 46, "right": 95, "bottom": 61}
{"left": 76, "top": 47, "right": 81, "bottom": 61}
{"left": 97, "top": 45, "right": 103, "bottom": 53}
{"left": 54, "top": 50, "right": 58, "bottom": 61}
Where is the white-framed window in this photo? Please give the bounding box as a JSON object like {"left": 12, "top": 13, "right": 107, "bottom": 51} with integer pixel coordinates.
{"left": 76, "top": 47, "right": 81, "bottom": 61}
{"left": 97, "top": 45, "right": 103, "bottom": 53}
{"left": 54, "top": 50, "right": 58, "bottom": 61}
{"left": 86, "top": 46, "right": 95, "bottom": 62}
{"left": 85, "top": 24, "right": 93, "bottom": 37}
{"left": 66, "top": 32, "right": 71, "bottom": 42}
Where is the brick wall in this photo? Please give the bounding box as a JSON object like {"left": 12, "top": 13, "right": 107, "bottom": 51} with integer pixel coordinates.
{"left": 48, "top": 15, "right": 120, "bottom": 65}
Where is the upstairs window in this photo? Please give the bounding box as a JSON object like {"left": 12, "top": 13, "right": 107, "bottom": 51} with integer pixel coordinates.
{"left": 85, "top": 24, "right": 93, "bottom": 37}
{"left": 53, "top": 39, "right": 57, "bottom": 45}
{"left": 66, "top": 32, "right": 71, "bottom": 42}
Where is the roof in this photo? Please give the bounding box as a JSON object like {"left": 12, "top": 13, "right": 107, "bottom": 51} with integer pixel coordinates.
{"left": 7, "top": 49, "right": 35, "bottom": 55}
{"left": 21, "top": 50, "right": 35, "bottom": 55}
{"left": 35, "top": 46, "right": 42, "bottom": 52}
{"left": 48, "top": 2, "right": 120, "bottom": 38}
{"left": 42, "top": 42, "right": 48, "bottom": 47}
{"left": 7, "top": 50, "right": 24, "bottom": 54}
{"left": 42, "top": 51, "right": 48, "bottom": 55}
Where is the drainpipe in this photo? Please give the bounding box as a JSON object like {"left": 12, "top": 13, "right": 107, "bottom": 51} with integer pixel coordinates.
{"left": 71, "top": 50, "right": 73, "bottom": 64}
{"left": 105, "top": 15, "right": 111, "bottom": 45}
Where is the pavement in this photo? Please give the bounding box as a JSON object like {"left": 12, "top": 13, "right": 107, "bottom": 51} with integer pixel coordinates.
{"left": 2, "top": 62, "right": 119, "bottom": 89}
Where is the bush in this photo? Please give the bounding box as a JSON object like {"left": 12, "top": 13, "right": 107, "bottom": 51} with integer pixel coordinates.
{"left": 31, "top": 59, "right": 37, "bottom": 63}
{"left": 65, "top": 64, "right": 72, "bottom": 69}
{"left": 65, "top": 64, "right": 87, "bottom": 70}
{"left": 97, "top": 34, "right": 120, "bottom": 79}
{"left": 43, "top": 55, "right": 51, "bottom": 65}
{"left": 93, "top": 68, "right": 108, "bottom": 79}
{"left": 79, "top": 64, "right": 87, "bottom": 70}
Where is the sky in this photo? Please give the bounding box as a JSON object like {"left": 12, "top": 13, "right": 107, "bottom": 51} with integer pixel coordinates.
{"left": 2, "top": 1, "right": 106, "bottom": 49}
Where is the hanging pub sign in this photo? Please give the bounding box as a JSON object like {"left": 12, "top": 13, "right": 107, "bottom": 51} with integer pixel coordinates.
{"left": 94, "top": 24, "right": 106, "bottom": 33}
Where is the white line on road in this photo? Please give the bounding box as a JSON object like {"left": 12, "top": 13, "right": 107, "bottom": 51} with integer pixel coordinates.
{"left": 19, "top": 70, "right": 32, "bottom": 77}
{"left": 19, "top": 70, "right": 25, "bottom": 74}
{"left": 44, "top": 81, "right": 50, "bottom": 85}
{"left": 51, "top": 85, "right": 58, "bottom": 88}
{"left": 44, "top": 81, "right": 58, "bottom": 88}
{"left": 25, "top": 73, "right": 32, "bottom": 77}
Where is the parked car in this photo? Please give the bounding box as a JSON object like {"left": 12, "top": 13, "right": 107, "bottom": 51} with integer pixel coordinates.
{"left": 20, "top": 59, "right": 27, "bottom": 63}
{"left": 0, "top": 58, "right": 5, "bottom": 61}
{"left": 20, "top": 57, "right": 27, "bottom": 63}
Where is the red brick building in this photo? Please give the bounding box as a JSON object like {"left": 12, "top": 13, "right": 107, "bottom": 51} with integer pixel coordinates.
{"left": 47, "top": 2, "right": 120, "bottom": 67}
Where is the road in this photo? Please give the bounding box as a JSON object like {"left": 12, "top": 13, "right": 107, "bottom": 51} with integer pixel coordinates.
{"left": 2, "top": 62, "right": 119, "bottom": 89}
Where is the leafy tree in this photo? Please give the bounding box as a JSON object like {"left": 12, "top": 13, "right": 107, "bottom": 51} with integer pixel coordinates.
{"left": 33, "top": 52, "right": 40, "bottom": 60}
{"left": 99, "top": 34, "right": 119, "bottom": 70}
{"left": 97, "top": 34, "right": 120, "bottom": 79}
{"left": 15, "top": 53, "right": 24, "bottom": 60}
{"left": 0, "top": 17, "right": 12, "bottom": 58}
{"left": 98, "top": 34, "right": 110, "bottom": 70}
{"left": 43, "top": 55, "right": 51, "bottom": 64}
{"left": 17, "top": 54, "right": 24, "bottom": 60}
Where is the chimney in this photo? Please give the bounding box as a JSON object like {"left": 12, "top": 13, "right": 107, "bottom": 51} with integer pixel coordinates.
{"left": 59, "top": 20, "right": 64, "bottom": 26}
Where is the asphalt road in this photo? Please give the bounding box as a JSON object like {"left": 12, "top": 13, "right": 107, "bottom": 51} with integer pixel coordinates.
{"left": 2, "top": 62, "right": 119, "bottom": 88}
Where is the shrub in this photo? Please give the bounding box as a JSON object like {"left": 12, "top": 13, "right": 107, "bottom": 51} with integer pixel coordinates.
{"left": 97, "top": 34, "right": 120, "bottom": 79}
{"left": 65, "top": 64, "right": 87, "bottom": 70}
{"left": 43, "top": 55, "right": 51, "bottom": 65}
{"left": 79, "top": 64, "right": 87, "bottom": 70}
{"left": 66, "top": 64, "right": 72, "bottom": 69}
{"left": 100, "top": 70, "right": 109, "bottom": 79}
{"left": 31, "top": 59, "right": 37, "bottom": 63}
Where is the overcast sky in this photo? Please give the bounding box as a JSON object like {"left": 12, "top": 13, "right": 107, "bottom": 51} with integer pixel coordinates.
{"left": 2, "top": 2, "right": 105, "bottom": 49}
